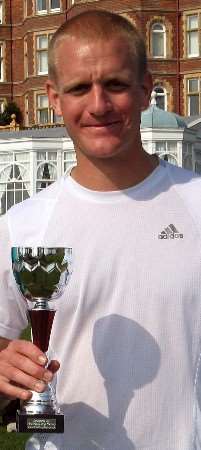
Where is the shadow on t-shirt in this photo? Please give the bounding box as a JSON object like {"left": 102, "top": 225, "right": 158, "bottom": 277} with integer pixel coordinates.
{"left": 26, "top": 314, "right": 161, "bottom": 450}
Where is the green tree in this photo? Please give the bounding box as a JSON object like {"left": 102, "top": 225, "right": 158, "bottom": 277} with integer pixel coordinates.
{"left": 0, "top": 102, "right": 21, "bottom": 126}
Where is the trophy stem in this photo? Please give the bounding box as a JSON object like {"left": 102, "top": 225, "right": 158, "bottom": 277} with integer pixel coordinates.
{"left": 28, "top": 301, "right": 56, "bottom": 353}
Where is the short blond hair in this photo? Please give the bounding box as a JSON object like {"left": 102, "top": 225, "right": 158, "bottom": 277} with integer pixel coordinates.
{"left": 48, "top": 9, "right": 147, "bottom": 83}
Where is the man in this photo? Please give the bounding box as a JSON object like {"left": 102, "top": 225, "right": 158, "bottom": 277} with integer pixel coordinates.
{"left": 0, "top": 9, "right": 201, "bottom": 450}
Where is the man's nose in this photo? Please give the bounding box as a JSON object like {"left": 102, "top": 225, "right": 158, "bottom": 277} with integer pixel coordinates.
{"left": 88, "top": 84, "right": 112, "bottom": 116}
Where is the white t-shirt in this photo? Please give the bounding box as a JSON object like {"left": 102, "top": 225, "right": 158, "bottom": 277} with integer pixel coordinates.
{"left": 1, "top": 160, "right": 201, "bottom": 450}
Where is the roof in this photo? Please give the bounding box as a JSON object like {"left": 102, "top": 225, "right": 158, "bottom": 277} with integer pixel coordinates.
{"left": 141, "top": 105, "right": 187, "bottom": 130}
{"left": 0, "top": 126, "right": 69, "bottom": 140}
{"left": 184, "top": 116, "right": 201, "bottom": 130}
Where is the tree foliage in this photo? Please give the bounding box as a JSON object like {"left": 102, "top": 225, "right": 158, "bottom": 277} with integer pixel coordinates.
{"left": 0, "top": 102, "right": 21, "bottom": 126}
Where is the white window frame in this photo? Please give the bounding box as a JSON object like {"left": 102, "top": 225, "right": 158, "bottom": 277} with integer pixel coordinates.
{"left": 0, "top": 2, "right": 3, "bottom": 24}
{"left": 0, "top": 152, "right": 30, "bottom": 214}
{"left": 36, "top": 34, "right": 48, "bottom": 75}
{"left": 24, "top": 0, "right": 28, "bottom": 18}
{"left": 0, "top": 42, "right": 4, "bottom": 82}
{"left": 187, "top": 77, "right": 200, "bottom": 115}
{"left": 36, "top": 93, "right": 49, "bottom": 124}
{"left": 36, "top": 151, "right": 57, "bottom": 192}
{"left": 151, "top": 22, "right": 166, "bottom": 58}
{"left": 155, "top": 141, "right": 178, "bottom": 166}
{"left": 36, "top": 0, "right": 60, "bottom": 15}
{"left": 186, "top": 14, "right": 199, "bottom": 58}
{"left": 36, "top": 32, "right": 53, "bottom": 75}
{"left": 153, "top": 85, "right": 167, "bottom": 110}
{"left": 35, "top": 92, "right": 59, "bottom": 124}
{"left": 49, "top": 0, "right": 60, "bottom": 12}
{"left": 63, "top": 150, "right": 76, "bottom": 174}
{"left": 36, "top": 0, "right": 47, "bottom": 14}
{"left": 0, "top": 98, "right": 5, "bottom": 113}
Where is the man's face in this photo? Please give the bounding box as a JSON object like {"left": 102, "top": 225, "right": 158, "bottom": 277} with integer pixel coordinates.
{"left": 47, "top": 36, "right": 152, "bottom": 161}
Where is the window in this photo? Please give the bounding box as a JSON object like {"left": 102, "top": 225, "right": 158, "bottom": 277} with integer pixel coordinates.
{"left": 36, "top": 151, "right": 57, "bottom": 192}
{"left": 186, "top": 14, "right": 199, "bottom": 57}
{"left": 0, "top": 2, "right": 3, "bottom": 24}
{"left": 187, "top": 78, "right": 200, "bottom": 115}
{"left": 195, "top": 161, "right": 201, "bottom": 174}
{"left": 36, "top": 0, "right": 47, "bottom": 13}
{"left": 63, "top": 151, "right": 76, "bottom": 174}
{"left": 25, "top": 95, "right": 29, "bottom": 126}
{"left": 24, "top": 38, "right": 28, "bottom": 78}
{"left": 36, "top": 0, "right": 60, "bottom": 14}
{"left": 151, "top": 23, "right": 166, "bottom": 58}
{"left": 155, "top": 141, "right": 178, "bottom": 165}
{"left": 36, "top": 35, "right": 48, "bottom": 75}
{"left": 0, "top": 152, "right": 30, "bottom": 215}
{"left": 36, "top": 33, "right": 53, "bottom": 75}
{"left": 0, "top": 43, "right": 4, "bottom": 81}
{"left": 50, "top": 0, "right": 60, "bottom": 10}
{"left": 0, "top": 99, "right": 5, "bottom": 113}
{"left": 36, "top": 94, "right": 49, "bottom": 123}
{"left": 183, "top": 146, "right": 193, "bottom": 171}
{"left": 36, "top": 93, "right": 60, "bottom": 124}
{"left": 24, "top": 0, "right": 28, "bottom": 18}
{"left": 153, "top": 86, "right": 167, "bottom": 110}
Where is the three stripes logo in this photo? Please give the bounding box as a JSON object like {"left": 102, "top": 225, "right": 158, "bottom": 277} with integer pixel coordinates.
{"left": 158, "top": 224, "right": 183, "bottom": 239}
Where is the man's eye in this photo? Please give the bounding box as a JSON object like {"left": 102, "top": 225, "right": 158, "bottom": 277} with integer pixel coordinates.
{"left": 105, "top": 80, "right": 129, "bottom": 91}
{"left": 69, "top": 84, "right": 90, "bottom": 95}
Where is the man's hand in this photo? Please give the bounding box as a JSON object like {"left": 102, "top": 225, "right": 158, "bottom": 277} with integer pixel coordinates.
{"left": 0, "top": 339, "right": 60, "bottom": 401}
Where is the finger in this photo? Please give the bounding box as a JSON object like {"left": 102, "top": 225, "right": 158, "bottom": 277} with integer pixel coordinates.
{"left": 4, "top": 366, "right": 47, "bottom": 393}
{"left": 4, "top": 353, "right": 48, "bottom": 382}
{"left": 0, "top": 378, "right": 32, "bottom": 401}
{"left": 8, "top": 340, "right": 47, "bottom": 365}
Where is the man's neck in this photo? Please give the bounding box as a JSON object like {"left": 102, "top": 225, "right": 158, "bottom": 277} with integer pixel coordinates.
{"left": 70, "top": 150, "right": 159, "bottom": 191}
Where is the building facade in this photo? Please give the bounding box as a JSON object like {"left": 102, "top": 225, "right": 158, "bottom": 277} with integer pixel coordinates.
{"left": 1, "top": 0, "right": 201, "bottom": 216}
{"left": 0, "top": 0, "right": 71, "bottom": 127}
{"left": 0, "top": 1, "right": 201, "bottom": 126}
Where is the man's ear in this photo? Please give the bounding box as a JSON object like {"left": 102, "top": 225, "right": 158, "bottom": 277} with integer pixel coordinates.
{"left": 46, "top": 80, "right": 63, "bottom": 116}
{"left": 140, "top": 71, "right": 153, "bottom": 112}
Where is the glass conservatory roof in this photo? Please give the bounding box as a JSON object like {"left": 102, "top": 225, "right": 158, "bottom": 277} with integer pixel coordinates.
{"left": 141, "top": 104, "right": 187, "bottom": 130}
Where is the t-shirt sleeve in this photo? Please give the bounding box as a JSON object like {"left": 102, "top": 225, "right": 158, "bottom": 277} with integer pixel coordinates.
{"left": 0, "top": 214, "right": 28, "bottom": 339}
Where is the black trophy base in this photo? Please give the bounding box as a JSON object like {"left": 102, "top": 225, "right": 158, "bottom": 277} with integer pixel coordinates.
{"left": 16, "top": 410, "right": 64, "bottom": 433}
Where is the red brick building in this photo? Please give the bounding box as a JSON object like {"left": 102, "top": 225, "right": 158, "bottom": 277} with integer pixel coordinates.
{"left": 0, "top": 0, "right": 200, "bottom": 126}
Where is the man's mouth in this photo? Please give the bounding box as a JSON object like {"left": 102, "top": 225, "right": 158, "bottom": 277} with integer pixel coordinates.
{"left": 82, "top": 121, "right": 121, "bottom": 128}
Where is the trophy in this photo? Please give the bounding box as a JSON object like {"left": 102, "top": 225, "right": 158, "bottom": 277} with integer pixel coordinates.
{"left": 11, "top": 247, "right": 72, "bottom": 433}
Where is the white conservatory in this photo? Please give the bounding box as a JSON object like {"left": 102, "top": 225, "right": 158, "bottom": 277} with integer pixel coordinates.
{"left": 0, "top": 127, "right": 76, "bottom": 215}
{"left": 140, "top": 94, "right": 201, "bottom": 170}
{"left": 0, "top": 98, "right": 201, "bottom": 215}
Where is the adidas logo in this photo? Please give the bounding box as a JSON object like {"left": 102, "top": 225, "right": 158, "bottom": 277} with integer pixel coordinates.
{"left": 158, "top": 224, "right": 183, "bottom": 239}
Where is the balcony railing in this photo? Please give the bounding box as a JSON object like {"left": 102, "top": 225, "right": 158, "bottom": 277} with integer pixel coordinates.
{"left": 0, "top": 115, "right": 66, "bottom": 132}
{"left": 0, "top": 114, "right": 20, "bottom": 131}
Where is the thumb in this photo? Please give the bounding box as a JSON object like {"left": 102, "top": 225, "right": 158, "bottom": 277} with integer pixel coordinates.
{"left": 47, "top": 360, "right": 60, "bottom": 374}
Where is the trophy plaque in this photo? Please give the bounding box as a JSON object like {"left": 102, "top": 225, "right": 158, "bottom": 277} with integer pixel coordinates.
{"left": 11, "top": 247, "right": 72, "bottom": 433}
